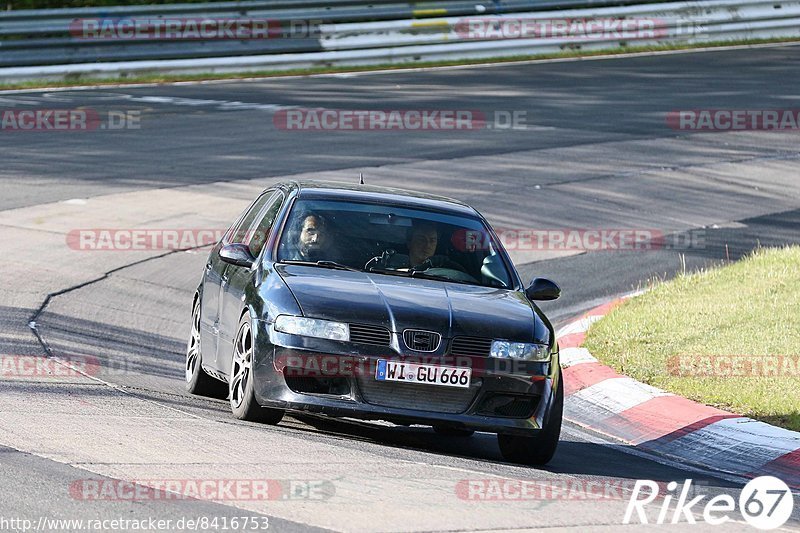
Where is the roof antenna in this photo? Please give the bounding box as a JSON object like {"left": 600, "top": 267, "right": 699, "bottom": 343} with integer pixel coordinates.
{"left": 359, "top": 172, "right": 364, "bottom": 185}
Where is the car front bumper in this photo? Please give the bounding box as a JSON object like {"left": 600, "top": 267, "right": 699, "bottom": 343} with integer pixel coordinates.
{"left": 251, "top": 320, "right": 559, "bottom": 435}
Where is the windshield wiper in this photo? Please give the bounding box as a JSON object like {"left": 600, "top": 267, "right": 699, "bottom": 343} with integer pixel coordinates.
{"left": 281, "top": 260, "right": 360, "bottom": 272}
{"left": 366, "top": 267, "right": 412, "bottom": 277}
{"left": 409, "top": 271, "right": 475, "bottom": 285}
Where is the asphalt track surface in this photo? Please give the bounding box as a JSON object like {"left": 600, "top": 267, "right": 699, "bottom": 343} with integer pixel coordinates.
{"left": 1, "top": 44, "right": 800, "bottom": 531}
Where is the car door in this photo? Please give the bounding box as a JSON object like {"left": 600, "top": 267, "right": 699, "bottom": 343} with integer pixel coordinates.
{"left": 201, "top": 191, "right": 274, "bottom": 370}
{"left": 199, "top": 239, "right": 230, "bottom": 368}
{"left": 217, "top": 190, "right": 286, "bottom": 377}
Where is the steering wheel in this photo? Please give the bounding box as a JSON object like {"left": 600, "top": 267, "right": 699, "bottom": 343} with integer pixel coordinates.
{"left": 414, "top": 256, "right": 468, "bottom": 273}
{"left": 423, "top": 267, "right": 479, "bottom": 284}
{"left": 364, "top": 248, "right": 396, "bottom": 271}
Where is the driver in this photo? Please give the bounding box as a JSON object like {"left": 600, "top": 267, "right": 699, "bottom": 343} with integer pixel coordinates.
{"left": 408, "top": 221, "right": 439, "bottom": 267}
{"left": 284, "top": 211, "right": 332, "bottom": 262}
{"left": 387, "top": 221, "right": 460, "bottom": 271}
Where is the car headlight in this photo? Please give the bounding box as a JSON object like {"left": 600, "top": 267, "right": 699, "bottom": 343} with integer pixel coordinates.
{"left": 274, "top": 315, "right": 349, "bottom": 342}
{"left": 490, "top": 340, "right": 550, "bottom": 362}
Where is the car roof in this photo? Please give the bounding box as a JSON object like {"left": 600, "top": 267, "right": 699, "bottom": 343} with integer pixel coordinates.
{"left": 276, "top": 180, "right": 480, "bottom": 218}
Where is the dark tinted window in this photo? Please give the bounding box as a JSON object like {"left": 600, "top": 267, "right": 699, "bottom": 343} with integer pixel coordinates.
{"left": 246, "top": 192, "right": 285, "bottom": 257}
{"left": 226, "top": 190, "right": 275, "bottom": 244}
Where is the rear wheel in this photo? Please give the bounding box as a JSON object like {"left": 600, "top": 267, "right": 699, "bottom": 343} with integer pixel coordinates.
{"left": 497, "top": 369, "right": 563, "bottom": 466}
{"left": 229, "top": 314, "right": 284, "bottom": 425}
{"left": 186, "top": 297, "right": 226, "bottom": 397}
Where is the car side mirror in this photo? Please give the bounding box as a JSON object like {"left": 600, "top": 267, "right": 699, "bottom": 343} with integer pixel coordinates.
{"left": 525, "top": 277, "right": 561, "bottom": 301}
{"left": 219, "top": 243, "right": 255, "bottom": 268}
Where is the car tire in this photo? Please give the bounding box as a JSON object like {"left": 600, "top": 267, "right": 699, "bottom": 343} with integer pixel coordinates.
{"left": 497, "top": 369, "right": 563, "bottom": 466}
{"left": 229, "top": 313, "right": 285, "bottom": 425}
{"left": 433, "top": 426, "right": 475, "bottom": 437}
{"left": 186, "top": 297, "right": 227, "bottom": 398}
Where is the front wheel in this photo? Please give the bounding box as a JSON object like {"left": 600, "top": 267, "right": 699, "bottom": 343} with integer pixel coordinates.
{"left": 497, "top": 369, "right": 563, "bottom": 466}
{"left": 229, "top": 313, "right": 285, "bottom": 425}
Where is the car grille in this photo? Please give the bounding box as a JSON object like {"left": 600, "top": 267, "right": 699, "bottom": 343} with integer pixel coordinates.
{"left": 348, "top": 323, "right": 391, "bottom": 346}
{"left": 450, "top": 336, "right": 492, "bottom": 357}
{"left": 402, "top": 329, "right": 441, "bottom": 352}
{"left": 356, "top": 376, "right": 481, "bottom": 414}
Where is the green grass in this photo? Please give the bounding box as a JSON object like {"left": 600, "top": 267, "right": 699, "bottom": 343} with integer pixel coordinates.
{"left": 2, "top": 37, "right": 799, "bottom": 91}
{"left": 584, "top": 246, "right": 800, "bottom": 431}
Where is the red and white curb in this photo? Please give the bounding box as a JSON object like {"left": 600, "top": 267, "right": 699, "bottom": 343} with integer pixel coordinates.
{"left": 557, "top": 294, "right": 800, "bottom": 489}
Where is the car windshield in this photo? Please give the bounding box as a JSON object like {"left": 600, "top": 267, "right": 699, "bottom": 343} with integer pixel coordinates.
{"left": 276, "top": 198, "right": 514, "bottom": 288}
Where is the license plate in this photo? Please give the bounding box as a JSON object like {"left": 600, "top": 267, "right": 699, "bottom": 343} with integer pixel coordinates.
{"left": 375, "top": 360, "right": 471, "bottom": 388}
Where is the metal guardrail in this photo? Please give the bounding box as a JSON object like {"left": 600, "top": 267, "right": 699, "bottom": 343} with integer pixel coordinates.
{"left": 0, "top": 0, "right": 674, "bottom": 67}
{"left": 0, "top": 0, "right": 798, "bottom": 81}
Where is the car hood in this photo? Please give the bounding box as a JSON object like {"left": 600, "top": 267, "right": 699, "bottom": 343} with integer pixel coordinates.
{"left": 275, "top": 264, "right": 540, "bottom": 342}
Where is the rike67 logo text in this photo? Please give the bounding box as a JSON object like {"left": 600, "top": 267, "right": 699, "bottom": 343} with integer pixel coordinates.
{"left": 624, "top": 477, "right": 794, "bottom": 530}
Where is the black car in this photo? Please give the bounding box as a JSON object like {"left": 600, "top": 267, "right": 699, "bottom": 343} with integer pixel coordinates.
{"left": 186, "top": 181, "right": 564, "bottom": 465}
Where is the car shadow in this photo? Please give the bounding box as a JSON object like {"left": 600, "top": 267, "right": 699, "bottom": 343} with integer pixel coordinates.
{"left": 283, "top": 412, "right": 744, "bottom": 489}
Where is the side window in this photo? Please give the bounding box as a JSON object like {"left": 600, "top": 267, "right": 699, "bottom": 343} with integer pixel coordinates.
{"left": 246, "top": 192, "right": 285, "bottom": 257}
{"left": 226, "top": 190, "right": 275, "bottom": 244}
